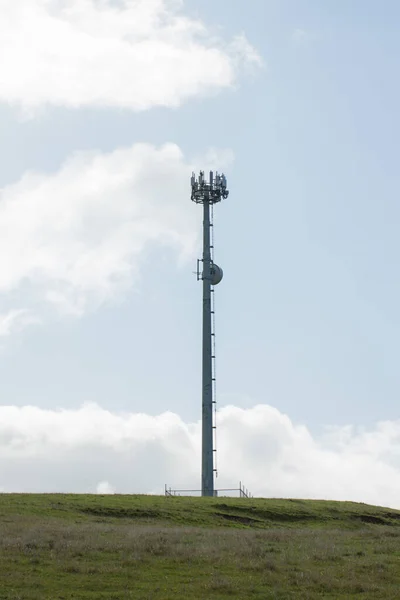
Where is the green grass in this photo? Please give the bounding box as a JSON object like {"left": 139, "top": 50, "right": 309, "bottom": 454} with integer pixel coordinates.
{"left": 1, "top": 494, "right": 400, "bottom": 599}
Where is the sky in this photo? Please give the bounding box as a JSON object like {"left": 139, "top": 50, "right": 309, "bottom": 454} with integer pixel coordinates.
{"left": 1, "top": 0, "right": 400, "bottom": 507}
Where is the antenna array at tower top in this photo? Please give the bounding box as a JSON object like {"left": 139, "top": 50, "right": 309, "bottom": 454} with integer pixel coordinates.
{"left": 191, "top": 170, "right": 229, "bottom": 204}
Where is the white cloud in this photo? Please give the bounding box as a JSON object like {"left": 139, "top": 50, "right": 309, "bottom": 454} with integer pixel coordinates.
{"left": 0, "top": 0, "right": 260, "bottom": 113}
{"left": 96, "top": 480, "right": 116, "bottom": 494}
{"left": 291, "top": 28, "right": 319, "bottom": 44}
{"left": 0, "top": 143, "right": 233, "bottom": 320}
{"left": 0, "top": 402, "right": 400, "bottom": 509}
{"left": 0, "top": 310, "right": 39, "bottom": 337}
{"left": 292, "top": 28, "right": 308, "bottom": 43}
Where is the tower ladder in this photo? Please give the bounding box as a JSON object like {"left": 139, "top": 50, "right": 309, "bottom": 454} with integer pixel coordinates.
{"left": 210, "top": 203, "right": 218, "bottom": 479}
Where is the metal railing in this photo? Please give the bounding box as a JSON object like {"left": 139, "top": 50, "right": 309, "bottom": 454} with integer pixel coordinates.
{"left": 165, "top": 482, "right": 253, "bottom": 498}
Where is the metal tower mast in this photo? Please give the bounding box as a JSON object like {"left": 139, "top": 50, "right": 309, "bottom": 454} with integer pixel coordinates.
{"left": 191, "top": 170, "right": 229, "bottom": 497}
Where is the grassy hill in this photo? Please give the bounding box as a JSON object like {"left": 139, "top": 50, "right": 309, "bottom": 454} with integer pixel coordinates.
{"left": 0, "top": 494, "right": 400, "bottom": 599}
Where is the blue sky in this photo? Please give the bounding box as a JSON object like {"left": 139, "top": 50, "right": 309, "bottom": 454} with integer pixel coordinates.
{"left": 1, "top": 0, "right": 400, "bottom": 502}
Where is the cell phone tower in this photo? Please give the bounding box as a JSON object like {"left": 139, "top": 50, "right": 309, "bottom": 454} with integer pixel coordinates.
{"left": 191, "top": 170, "right": 229, "bottom": 497}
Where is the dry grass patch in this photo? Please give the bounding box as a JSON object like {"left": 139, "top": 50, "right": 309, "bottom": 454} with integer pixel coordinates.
{"left": 1, "top": 518, "right": 400, "bottom": 598}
